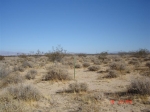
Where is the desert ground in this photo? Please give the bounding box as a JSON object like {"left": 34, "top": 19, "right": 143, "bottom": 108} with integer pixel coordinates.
{"left": 0, "top": 53, "right": 150, "bottom": 112}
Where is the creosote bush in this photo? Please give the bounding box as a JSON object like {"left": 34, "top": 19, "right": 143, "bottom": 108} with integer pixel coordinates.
{"left": 45, "top": 45, "right": 66, "bottom": 62}
{"left": 132, "top": 49, "right": 149, "bottom": 58}
{"left": 88, "top": 65, "right": 100, "bottom": 71}
{"left": 42, "top": 65, "right": 71, "bottom": 81}
{"left": 67, "top": 82, "right": 88, "bottom": 93}
{"left": 127, "top": 77, "right": 150, "bottom": 95}
{"left": 7, "top": 84, "right": 41, "bottom": 101}
{"left": 25, "top": 69, "right": 37, "bottom": 80}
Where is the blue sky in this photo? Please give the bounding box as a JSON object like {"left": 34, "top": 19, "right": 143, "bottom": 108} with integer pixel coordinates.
{"left": 0, "top": 0, "right": 150, "bottom": 54}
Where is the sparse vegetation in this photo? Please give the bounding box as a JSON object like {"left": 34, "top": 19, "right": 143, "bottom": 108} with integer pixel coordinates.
{"left": 0, "top": 49, "right": 150, "bottom": 112}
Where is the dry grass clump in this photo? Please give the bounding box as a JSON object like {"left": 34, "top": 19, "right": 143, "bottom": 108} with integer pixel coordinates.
{"left": 83, "top": 62, "right": 90, "bottom": 67}
{"left": 42, "top": 65, "right": 71, "bottom": 81}
{"left": 127, "top": 77, "right": 150, "bottom": 95}
{"left": 67, "top": 82, "right": 88, "bottom": 93}
{"left": 103, "top": 70, "right": 119, "bottom": 78}
{"left": 25, "top": 69, "right": 37, "bottom": 80}
{"left": 88, "top": 65, "right": 100, "bottom": 71}
{"left": 145, "top": 61, "right": 150, "bottom": 69}
{"left": 0, "top": 65, "right": 11, "bottom": 79}
{"left": 7, "top": 84, "right": 41, "bottom": 101}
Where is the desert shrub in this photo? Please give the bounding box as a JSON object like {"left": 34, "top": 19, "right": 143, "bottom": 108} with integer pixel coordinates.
{"left": 103, "top": 70, "right": 118, "bottom": 78}
{"left": 1, "top": 73, "right": 24, "bottom": 88}
{"left": 42, "top": 65, "right": 71, "bottom": 81}
{"left": 93, "top": 59, "right": 101, "bottom": 65}
{"left": 18, "top": 53, "right": 27, "bottom": 58}
{"left": 127, "top": 77, "right": 150, "bottom": 95}
{"left": 77, "top": 53, "right": 87, "bottom": 57}
{"left": 7, "top": 84, "right": 41, "bottom": 101}
{"left": 67, "top": 82, "right": 88, "bottom": 93}
{"left": 45, "top": 45, "right": 66, "bottom": 62}
{"left": 141, "top": 71, "right": 150, "bottom": 77}
{"left": 128, "top": 60, "right": 140, "bottom": 66}
{"left": 75, "top": 63, "right": 82, "bottom": 68}
{"left": 0, "top": 55, "right": 5, "bottom": 60}
{"left": 145, "top": 61, "right": 150, "bottom": 69}
{"left": 22, "top": 61, "right": 33, "bottom": 68}
{"left": 88, "top": 65, "right": 100, "bottom": 71}
{"left": 25, "top": 69, "right": 37, "bottom": 80}
{"left": 13, "top": 66, "right": 25, "bottom": 72}
{"left": 83, "top": 62, "right": 90, "bottom": 67}
{"left": 0, "top": 94, "right": 28, "bottom": 112}
{"left": 98, "top": 52, "right": 108, "bottom": 61}
{"left": 144, "top": 57, "right": 150, "bottom": 61}
{"left": 132, "top": 49, "right": 149, "bottom": 58}
{"left": 0, "top": 65, "right": 11, "bottom": 79}
{"left": 110, "top": 62, "right": 126, "bottom": 72}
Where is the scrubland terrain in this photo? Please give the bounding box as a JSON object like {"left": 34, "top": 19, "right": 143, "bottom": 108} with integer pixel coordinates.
{"left": 0, "top": 51, "right": 150, "bottom": 112}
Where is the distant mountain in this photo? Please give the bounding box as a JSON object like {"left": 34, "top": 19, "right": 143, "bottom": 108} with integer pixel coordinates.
{"left": 0, "top": 51, "right": 23, "bottom": 56}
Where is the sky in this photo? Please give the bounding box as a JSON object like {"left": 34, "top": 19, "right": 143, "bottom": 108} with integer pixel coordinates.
{"left": 0, "top": 0, "right": 150, "bottom": 54}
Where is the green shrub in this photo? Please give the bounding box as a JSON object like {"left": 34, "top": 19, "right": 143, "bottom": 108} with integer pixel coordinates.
{"left": 45, "top": 45, "right": 66, "bottom": 62}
